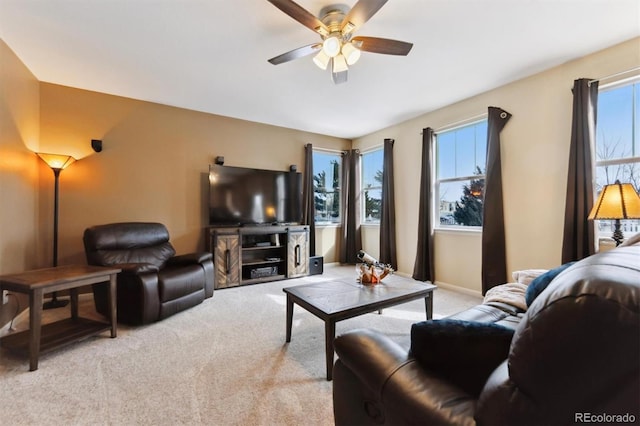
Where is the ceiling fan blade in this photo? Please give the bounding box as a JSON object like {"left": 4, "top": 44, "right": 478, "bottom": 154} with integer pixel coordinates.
{"left": 340, "top": 0, "right": 388, "bottom": 33}
{"left": 352, "top": 36, "right": 413, "bottom": 55}
{"left": 268, "top": 43, "right": 321, "bottom": 65}
{"left": 268, "top": 0, "right": 329, "bottom": 35}
{"left": 331, "top": 70, "right": 348, "bottom": 85}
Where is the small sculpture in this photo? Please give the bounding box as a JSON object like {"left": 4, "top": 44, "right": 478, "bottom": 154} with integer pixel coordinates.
{"left": 356, "top": 250, "right": 394, "bottom": 285}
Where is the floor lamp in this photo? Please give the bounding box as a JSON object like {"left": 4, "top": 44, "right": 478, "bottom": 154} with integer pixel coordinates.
{"left": 37, "top": 152, "right": 76, "bottom": 309}
{"left": 588, "top": 180, "right": 640, "bottom": 246}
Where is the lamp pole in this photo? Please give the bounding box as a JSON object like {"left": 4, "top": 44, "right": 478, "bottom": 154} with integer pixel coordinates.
{"left": 36, "top": 152, "right": 76, "bottom": 309}
{"left": 43, "top": 167, "right": 69, "bottom": 309}
{"left": 52, "top": 168, "right": 61, "bottom": 267}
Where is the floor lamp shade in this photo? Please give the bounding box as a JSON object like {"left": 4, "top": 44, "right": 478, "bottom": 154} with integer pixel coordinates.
{"left": 588, "top": 180, "right": 640, "bottom": 246}
{"left": 36, "top": 152, "right": 77, "bottom": 309}
{"left": 36, "top": 153, "right": 76, "bottom": 171}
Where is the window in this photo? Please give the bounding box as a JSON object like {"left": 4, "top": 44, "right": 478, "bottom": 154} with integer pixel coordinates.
{"left": 435, "top": 119, "right": 488, "bottom": 227}
{"left": 313, "top": 151, "right": 342, "bottom": 224}
{"left": 595, "top": 79, "right": 640, "bottom": 238}
{"left": 361, "top": 149, "right": 383, "bottom": 223}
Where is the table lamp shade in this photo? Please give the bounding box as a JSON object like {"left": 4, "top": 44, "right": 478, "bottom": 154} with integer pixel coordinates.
{"left": 588, "top": 181, "right": 640, "bottom": 220}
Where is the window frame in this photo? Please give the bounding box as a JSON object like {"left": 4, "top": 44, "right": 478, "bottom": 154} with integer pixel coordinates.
{"left": 434, "top": 118, "right": 488, "bottom": 230}
{"left": 360, "top": 147, "right": 384, "bottom": 224}
{"left": 312, "top": 149, "right": 343, "bottom": 226}
{"left": 594, "top": 77, "right": 640, "bottom": 240}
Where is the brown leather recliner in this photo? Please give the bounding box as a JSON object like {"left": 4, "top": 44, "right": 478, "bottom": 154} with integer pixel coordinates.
{"left": 333, "top": 243, "right": 640, "bottom": 426}
{"left": 83, "top": 222, "right": 214, "bottom": 325}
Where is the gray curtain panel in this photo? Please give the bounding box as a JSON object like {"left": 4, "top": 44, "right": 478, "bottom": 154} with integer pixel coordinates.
{"left": 303, "top": 143, "right": 316, "bottom": 256}
{"left": 340, "top": 149, "right": 362, "bottom": 264}
{"left": 413, "top": 128, "right": 435, "bottom": 282}
{"left": 379, "top": 139, "right": 397, "bottom": 269}
{"left": 562, "top": 78, "right": 598, "bottom": 263}
{"left": 482, "top": 107, "right": 512, "bottom": 295}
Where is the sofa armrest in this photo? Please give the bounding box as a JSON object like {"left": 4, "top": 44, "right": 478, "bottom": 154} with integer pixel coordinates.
{"left": 333, "top": 329, "right": 476, "bottom": 426}
{"left": 92, "top": 264, "right": 160, "bottom": 325}
{"left": 117, "top": 262, "right": 159, "bottom": 275}
{"left": 334, "top": 328, "right": 410, "bottom": 394}
{"left": 167, "top": 252, "right": 213, "bottom": 266}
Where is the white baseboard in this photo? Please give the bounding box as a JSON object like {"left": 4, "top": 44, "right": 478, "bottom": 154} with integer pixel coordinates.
{"left": 391, "top": 271, "right": 483, "bottom": 298}
{"left": 434, "top": 280, "right": 483, "bottom": 298}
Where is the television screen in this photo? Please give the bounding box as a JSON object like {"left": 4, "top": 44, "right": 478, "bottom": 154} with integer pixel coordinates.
{"left": 209, "top": 165, "right": 303, "bottom": 226}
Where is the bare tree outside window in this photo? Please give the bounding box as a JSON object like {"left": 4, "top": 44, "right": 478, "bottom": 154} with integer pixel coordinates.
{"left": 595, "top": 80, "right": 640, "bottom": 238}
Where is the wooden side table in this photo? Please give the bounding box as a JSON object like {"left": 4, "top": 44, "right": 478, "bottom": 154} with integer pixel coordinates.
{"left": 0, "top": 265, "right": 120, "bottom": 371}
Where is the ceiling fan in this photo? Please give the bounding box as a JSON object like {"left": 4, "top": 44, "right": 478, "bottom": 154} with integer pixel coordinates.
{"left": 267, "top": 0, "right": 413, "bottom": 84}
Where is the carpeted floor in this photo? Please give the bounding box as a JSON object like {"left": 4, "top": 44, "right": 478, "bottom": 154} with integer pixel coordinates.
{"left": 0, "top": 265, "right": 481, "bottom": 425}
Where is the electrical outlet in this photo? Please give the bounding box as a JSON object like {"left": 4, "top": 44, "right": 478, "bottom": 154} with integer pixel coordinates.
{"left": 2, "top": 290, "right": 8, "bottom": 304}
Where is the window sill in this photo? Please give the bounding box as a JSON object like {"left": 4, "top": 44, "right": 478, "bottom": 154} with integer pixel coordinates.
{"left": 315, "top": 223, "right": 341, "bottom": 229}
{"left": 361, "top": 222, "right": 380, "bottom": 228}
{"left": 435, "top": 226, "right": 482, "bottom": 235}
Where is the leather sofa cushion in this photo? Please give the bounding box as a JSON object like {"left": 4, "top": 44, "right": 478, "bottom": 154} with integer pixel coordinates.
{"left": 84, "top": 222, "right": 177, "bottom": 268}
{"left": 85, "top": 222, "right": 171, "bottom": 249}
{"left": 93, "top": 244, "right": 176, "bottom": 268}
{"left": 504, "top": 246, "right": 640, "bottom": 422}
{"left": 448, "top": 304, "right": 513, "bottom": 324}
{"left": 410, "top": 319, "right": 514, "bottom": 396}
{"left": 524, "top": 261, "right": 575, "bottom": 306}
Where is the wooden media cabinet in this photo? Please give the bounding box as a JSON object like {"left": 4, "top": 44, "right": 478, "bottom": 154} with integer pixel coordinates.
{"left": 207, "top": 225, "right": 309, "bottom": 289}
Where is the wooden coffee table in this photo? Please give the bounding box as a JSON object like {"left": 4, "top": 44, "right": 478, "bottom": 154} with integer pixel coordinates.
{"left": 0, "top": 265, "right": 120, "bottom": 371}
{"left": 283, "top": 279, "right": 436, "bottom": 380}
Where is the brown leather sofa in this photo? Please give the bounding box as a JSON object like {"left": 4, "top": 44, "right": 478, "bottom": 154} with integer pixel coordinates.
{"left": 333, "top": 242, "right": 640, "bottom": 426}
{"left": 83, "top": 222, "right": 214, "bottom": 325}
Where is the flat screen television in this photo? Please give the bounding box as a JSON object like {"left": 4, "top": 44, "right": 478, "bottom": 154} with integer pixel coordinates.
{"left": 208, "top": 164, "right": 303, "bottom": 226}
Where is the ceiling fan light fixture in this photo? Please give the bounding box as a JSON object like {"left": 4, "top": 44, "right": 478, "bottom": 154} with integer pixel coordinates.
{"left": 322, "top": 35, "right": 341, "bottom": 57}
{"left": 315, "top": 26, "right": 329, "bottom": 37}
{"left": 313, "top": 50, "right": 331, "bottom": 70}
{"left": 342, "top": 21, "right": 356, "bottom": 35}
{"left": 332, "top": 54, "right": 348, "bottom": 73}
{"left": 341, "top": 42, "right": 361, "bottom": 65}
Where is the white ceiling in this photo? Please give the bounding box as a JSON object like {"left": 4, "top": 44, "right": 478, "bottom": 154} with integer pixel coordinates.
{"left": 1, "top": 0, "right": 638, "bottom": 139}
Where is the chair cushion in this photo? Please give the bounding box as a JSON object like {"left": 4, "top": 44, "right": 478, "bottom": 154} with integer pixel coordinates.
{"left": 85, "top": 222, "right": 171, "bottom": 249}
{"left": 95, "top": 244, "right": 176, "bottom": 268}
{"left": 410, "top": 319, "right": 514, "bottom": 396}
{"left": 84, "top": 222, "right": 176, "bottom": 268}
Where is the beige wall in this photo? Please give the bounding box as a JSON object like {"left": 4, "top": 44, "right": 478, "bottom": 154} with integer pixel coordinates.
{"left": 37, "top": 84, "right": 350, "bottom": 266}
{"left": 354, "top": 37, "right": 640, "bottom": 293}
{"left": 315, "top": 225, "right": 341, "bottom": 262}
{"left": 2, "top": 36, "right": 638, "bottom": 299}
{"left": 0, "top": 39, "right": 40, "bottom": 324}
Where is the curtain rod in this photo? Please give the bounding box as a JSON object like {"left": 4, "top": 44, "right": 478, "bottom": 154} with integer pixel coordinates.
{"left": 432, "top": 112, "right": 488, "bottom": 134}
{"left": 312, "top": 146, "right": 346, "bottom": 154}
{"left": 588, "top": 66, "right": 640, "bottom": 85}
{"left": 360, "top": 143, "right": 383, "bottom": 154}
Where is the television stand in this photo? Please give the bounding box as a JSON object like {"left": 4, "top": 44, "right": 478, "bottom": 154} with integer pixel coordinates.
{"left": 206, "top": 224, "right": 309, "bottom": 289}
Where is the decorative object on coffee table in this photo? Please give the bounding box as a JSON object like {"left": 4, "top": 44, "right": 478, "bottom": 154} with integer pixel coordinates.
{"left": 588, "top": 180, "right": 640, "bottom": 246}
{"left": 356, "top": 250, "right": 393, "bottom": 284}
{"left": 36, "top": 152, "right": 77, "bottom": 309}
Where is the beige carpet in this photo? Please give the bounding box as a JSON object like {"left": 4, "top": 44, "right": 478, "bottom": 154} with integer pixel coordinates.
{"left": 0, "top": 265, "right": 481, "bottom": 425}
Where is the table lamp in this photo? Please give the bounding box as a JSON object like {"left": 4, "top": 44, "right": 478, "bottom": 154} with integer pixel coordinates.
{"left": 588, "top": 180, "right": 640, "bottom": 246}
